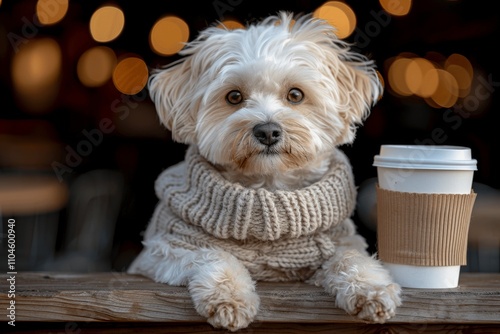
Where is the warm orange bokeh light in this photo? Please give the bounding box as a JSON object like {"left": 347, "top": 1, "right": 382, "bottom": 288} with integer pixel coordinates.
{"left": 445, "top": 54, "right": 473, "bottom": 97}
{"left": 405, "top": 58, "right": 438, "bottom": 98}
{"left": 446, "top": 65, "right": 471, "bottom": 97}
{"left": 36, "top": 0, "right": 69, "bottom": 25}
{"left": 77, "top": 46, "right": 117, "bottom": 87}
{"left": 90, "top": 6, "right": 125, "bottom": 43}
{"left": 314, "top": 1, "right": 356, "bottom": 39}
{"left": 430, "top": 69, "right": 459, "bottom": 108}
{"left": 150, "top": 16, "right": 189, "bottom": 56}
{"left": 445, "top": 53, "right": 473, "bottom": 77}
{"left": 379, "top": 0, "right": 412, "bottom": 16}
{"left": 387, "top": 57, "right": 413, "bottom": 96}
{"left": 112, "top": 57, "right": 149, "bottom": 95}
{"left": 11, "top": 38, "right": 62, "bottom": 113}
{"left": 386, "top": 52, "right": 471, "bottom": 108}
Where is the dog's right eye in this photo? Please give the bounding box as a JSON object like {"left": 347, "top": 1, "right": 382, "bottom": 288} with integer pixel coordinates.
{"left": 226, "top": 90, "right": 243, "bottom": 105}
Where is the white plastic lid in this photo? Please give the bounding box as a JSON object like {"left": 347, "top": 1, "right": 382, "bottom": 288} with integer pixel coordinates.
{"left": 373, "top": 145, "right": 477, "bottom": 170}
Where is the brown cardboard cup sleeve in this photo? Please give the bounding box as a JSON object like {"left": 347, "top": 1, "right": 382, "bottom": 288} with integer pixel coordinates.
{"left": 376, "top": 185, "right": 477, "bottom": 266}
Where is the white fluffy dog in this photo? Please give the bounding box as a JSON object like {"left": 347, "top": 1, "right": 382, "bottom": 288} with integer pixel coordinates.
{"left": 128, "top": 12, "right": 401, "bottom": 331}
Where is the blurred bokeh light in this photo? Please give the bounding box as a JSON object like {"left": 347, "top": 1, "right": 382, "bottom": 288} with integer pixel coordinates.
{"left": 77, "top": 46, "right": 117, "bottom": 87}
{"left": 431, "top": 69, "right": 459, "bottom": 108}
{"left": 11, "top": 38, "right": 62, "bottom": 113}
{"left": 112, "top": 56, "right": 148, "bottom": 95}
{"left": 387, "top": 56, "right": 413, "bottom": 96}
{"left": 314, "top": 1, "right": 356, "bottom": 39}
{"left": 386, "top": 52, "right": 474, "bottom": 108}
{"left": 405, "top": 58, "right": 438, "bottom": 98}
{"left": 445, "top": 53, "right": 473, "bottom": 97}
{"left": 36, "top": 0, "right": 69, "bottom": 25}
{"left": 379, "top": 0, "right": 412, "bottom": 16}
{"left": 150, "top": 16, "right": 189, "bottom": 56}
{"left": 90, "top": 5, "right": 125, "bottom": 43}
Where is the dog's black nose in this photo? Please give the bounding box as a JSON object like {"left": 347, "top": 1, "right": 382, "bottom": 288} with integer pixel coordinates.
{"left": 252, "top": 122, "right": 282, "bottom": 146}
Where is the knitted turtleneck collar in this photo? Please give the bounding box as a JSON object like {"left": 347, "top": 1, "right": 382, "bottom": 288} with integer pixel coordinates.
{"left": 154, "top": 145, "right": 357, "bottom": 242}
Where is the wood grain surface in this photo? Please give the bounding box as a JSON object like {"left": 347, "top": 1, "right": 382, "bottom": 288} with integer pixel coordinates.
{"left": 1, "top": 272, "right": 499, "bottom": 333}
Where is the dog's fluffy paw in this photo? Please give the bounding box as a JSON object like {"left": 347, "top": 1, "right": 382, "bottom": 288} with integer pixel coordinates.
{"left": 189, "top": 269, "right": 260, "bottom": 331}
{"left": 205, "top": 295, "right": 259, "bottom": 332}
{"left": 348, "top": 283, "right": 401, "bottom": 323}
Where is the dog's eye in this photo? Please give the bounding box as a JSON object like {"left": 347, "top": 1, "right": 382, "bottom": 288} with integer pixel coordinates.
{"left": 226, "top": 90, "right": 243, "bottom": 105}
{"left": 287, "top": 88, "right": 304, "bottom": 104}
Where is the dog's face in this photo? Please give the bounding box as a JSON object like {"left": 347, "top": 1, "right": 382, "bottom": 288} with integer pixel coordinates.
{"left": 149, "top": 12, "right": 382, "bottom": 176}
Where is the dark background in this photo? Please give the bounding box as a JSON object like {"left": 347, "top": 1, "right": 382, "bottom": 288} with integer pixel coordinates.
{"left": 1, "top": 0, "right": 499, "bottom": 272}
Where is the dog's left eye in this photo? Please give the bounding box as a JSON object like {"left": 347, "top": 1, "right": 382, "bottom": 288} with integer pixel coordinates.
{"left": 287, "top": 88, "right": 304, "bottom": 104}
{"left": 226, "top": 90, "right": 243, "bottom": 105}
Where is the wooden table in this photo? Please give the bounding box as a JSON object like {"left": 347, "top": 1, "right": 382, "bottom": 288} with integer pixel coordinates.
{"left": 1, "top": 272, "right": 499, "bottom": 333}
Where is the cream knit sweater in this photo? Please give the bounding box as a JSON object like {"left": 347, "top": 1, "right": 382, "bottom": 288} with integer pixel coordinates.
{"left": 141, "top": 145, "right": 358, "bottom": 281}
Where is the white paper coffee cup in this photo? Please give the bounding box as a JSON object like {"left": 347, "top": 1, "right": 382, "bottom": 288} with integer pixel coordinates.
{"left": 374, "top": 145, "right": 476, "bottom": 194}
{"left": 373, "top": 145, "right": 477, "bottom": 288}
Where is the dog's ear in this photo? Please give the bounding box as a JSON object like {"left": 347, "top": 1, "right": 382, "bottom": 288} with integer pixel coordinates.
{"left": 328, "top": 49, "right": 383, "bottom": 144}
{"left": 303, "top": 18, "right": 383, "bottom": 144}
{"left": 336, "top": 54, "right": 383, "bottom": 141}
{"left": 293, "top": 14, "right": 383, "bottom": 144}
{"left": 148, "top": 55, "right": 199, "bottom": 144}
{"left": 148, "top": 26, "right": 238, "bottom": 144}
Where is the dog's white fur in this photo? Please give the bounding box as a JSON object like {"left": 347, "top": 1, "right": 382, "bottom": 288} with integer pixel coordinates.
{"left": 130, "top": 12, "right": 401, "bottom": 331}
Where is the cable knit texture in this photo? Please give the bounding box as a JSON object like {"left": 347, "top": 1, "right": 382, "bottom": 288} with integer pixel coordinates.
{"left": 141, "top": 145, "right": 358, "bottom": 281}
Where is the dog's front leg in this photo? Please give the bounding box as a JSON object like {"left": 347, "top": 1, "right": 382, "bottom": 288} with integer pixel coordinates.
{"left": 310, "top": 234, "right": 401, "bottom": 323}
{"left": 187, "top": 249, "right": 260, "bottom": 331}
{"left": 128, "top": 242, "right": 259, "bottom": 331}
